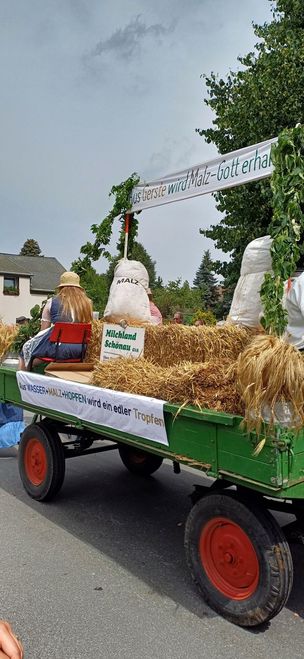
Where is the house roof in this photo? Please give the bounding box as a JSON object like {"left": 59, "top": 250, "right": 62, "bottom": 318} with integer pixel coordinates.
{"left": 0, "top": 253, "right": 66, "bottom": 292}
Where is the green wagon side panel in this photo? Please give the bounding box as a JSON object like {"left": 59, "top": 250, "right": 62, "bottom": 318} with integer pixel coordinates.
{"left": 217, "top": 426, "right": 284, "bottom": 488}
{"left": 0, "top": 366, "right": 20, "bottom": 402}
{"left": 283, "top": 449, "right": 304, "bottom": 487}
{"left": 164, "top": 413, "right": 217, "bottom": 473}
{"left": 2, "top": 365, "right": 304, "bottom": 498}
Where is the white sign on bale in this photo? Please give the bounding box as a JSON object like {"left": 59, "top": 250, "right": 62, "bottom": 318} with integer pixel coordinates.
{"left": 100, "top": 323, "right": 145, "bottom": 361}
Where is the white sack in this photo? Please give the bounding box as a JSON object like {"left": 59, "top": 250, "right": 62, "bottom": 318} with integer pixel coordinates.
{"left": 104, "top": 259, "right": 152, "bottom": 322}
{"left": 240, "top": 235, "right": 272, "bottom": 275}
{"left": 228, "top": 235, "right": 272, "bottom": 327}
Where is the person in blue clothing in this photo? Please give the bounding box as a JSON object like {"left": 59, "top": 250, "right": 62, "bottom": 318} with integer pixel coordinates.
{"left": 18, "top": 271, "right": 93, "bottom": 370}
{"left": 0, "top": 403, "right": 24, "bottom": 451}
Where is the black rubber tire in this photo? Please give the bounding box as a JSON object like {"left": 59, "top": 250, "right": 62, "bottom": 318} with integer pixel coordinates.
{"left": 18, "top": 422, "right": 65, "bottom": 502}
{"left": 184, "top": 491, "right": 293, "bottom": 627}
{"left": 118, "top": 445, "right": 163, "bottom": 476}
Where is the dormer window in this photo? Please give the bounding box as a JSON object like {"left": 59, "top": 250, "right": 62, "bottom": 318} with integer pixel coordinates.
{"left": 3, "top": 275, "right": 19, "bottom": 295}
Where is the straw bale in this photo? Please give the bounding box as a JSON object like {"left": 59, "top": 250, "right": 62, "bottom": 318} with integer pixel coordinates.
{"left": 144, "top": 324, "right": 255, "bottom": 367}
{"left": 0, "top": 323, "right": 18, "bottom": 362}
{"left": 86, "top": 320, "right": 255, "bottom": 367}
{"left": 85, "top": 319, "right": 105, "bottom": 362}
{"left": 235, "top": 334, "right": 304, "bottom": 432}
{"left": 90, "top": 357, "right": 243, "bottom": 415}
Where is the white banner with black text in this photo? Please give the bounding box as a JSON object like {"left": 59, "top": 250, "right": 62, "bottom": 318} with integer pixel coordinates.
{"left": 17, "top": 372, "right": 168, "bottom": 446}
{"left": 131, "top": 137, "right": 277, "bottom": 212}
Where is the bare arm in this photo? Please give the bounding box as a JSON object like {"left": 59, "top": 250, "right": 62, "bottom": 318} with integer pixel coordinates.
{"left": 40, "top": 298, "right": 52, "bottom": 331}
{"left": 0, "top": 621, "right": 23, "bottom": 659}
{"left": 40, "top": 319, "right": 51, "bottom": 331}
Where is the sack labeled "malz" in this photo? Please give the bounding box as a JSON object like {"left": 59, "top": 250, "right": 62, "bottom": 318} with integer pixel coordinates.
{"left": 104, "top": 260, "right": 152, "bottom": 323}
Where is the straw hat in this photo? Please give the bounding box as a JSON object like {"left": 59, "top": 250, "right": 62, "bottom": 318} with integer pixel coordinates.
{"left": 58, "top": 271, "right": 82, "bottom": 288}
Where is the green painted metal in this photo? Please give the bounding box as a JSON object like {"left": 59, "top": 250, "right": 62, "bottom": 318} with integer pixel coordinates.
{"left": 2, "top": 365, "right": 304, "bottom": 499}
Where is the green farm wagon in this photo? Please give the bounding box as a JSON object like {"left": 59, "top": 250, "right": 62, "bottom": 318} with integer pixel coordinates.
{"left": 1, "top": 362, "right": 303, "bottom": 628}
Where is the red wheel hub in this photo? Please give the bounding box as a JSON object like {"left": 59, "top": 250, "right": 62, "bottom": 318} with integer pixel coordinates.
{"left": 24, "top": 438, "right": 47, "bottom": 486}
{"left": 199, "top": 516, "right": 259, "bottom": 600}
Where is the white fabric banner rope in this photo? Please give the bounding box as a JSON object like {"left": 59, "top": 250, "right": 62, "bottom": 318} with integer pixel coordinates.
{"left": 17, "top": 372, "right": 168, "bottom": 446}
{"left": 131, "top": 137, "right": 277, "bottom": 213}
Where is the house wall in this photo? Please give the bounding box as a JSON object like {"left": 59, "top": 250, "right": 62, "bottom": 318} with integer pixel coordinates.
{"left": 0, "top": 275, "right": 49, "bottom": 324}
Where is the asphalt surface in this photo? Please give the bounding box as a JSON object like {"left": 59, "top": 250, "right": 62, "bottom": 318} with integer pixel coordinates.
{"left": 0, "top": 444, "right": 304, "bottom": 659}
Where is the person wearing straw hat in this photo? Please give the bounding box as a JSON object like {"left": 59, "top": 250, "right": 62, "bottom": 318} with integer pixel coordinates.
{"left": 19, "top": 271, "right": 93, "bottom": 370}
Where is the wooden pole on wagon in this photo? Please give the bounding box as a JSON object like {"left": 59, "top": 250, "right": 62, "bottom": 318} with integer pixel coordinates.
{"left": 123, "top": 212, "right": 133, "bottom": 260}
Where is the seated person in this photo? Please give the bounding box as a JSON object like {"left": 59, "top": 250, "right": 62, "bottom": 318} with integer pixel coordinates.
{"left": 19, "top": 272, "right": 92, "bottom": 370}
{"left": 147, "top": 288, "right": 162, "bottom": 325}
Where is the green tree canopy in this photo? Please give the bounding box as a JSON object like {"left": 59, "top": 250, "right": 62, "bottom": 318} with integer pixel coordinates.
{"left": 153, "top": 278, "right": 202, "bottom": 322}
{"left": 193, "top": 249, "right": 218, "bottom": 310}
{"left": 19, "top": 239, "right": 42, "bottom": 256}
{"left": 198, "top": 0, "right": 304, "bottom": 291}
{"left": 79, "top": 266, "right": 109, "bottom": 317}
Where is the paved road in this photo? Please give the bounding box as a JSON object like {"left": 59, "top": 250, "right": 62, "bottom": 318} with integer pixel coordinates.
{"left": 0, "top": 446, "right": 304, "bottom": 659}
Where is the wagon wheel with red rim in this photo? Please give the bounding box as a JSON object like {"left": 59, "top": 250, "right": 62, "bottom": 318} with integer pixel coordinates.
{"left": 18, "top": 422, "right": 65, "bottom": 501}
{"left": 118, "top": 444, "right": 163, "bottom": 476}
{"left": 184, "top": 491, "right": 293, "bottom": 627}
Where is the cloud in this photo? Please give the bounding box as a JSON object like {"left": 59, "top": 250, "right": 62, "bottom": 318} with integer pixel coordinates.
{"left": 91, "top": 15, "right": 174, "bottom": 61}
{"left": 143, "top": 136, "right": 204, "bottom": 181}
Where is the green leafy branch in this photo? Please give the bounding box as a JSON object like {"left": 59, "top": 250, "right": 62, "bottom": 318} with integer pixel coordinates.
{"left": 72, "top": 173, "right": 140, "bottom": 276}
{"left": 12, "top": 304, "right": 44, "bottom": 353}
{"left": 260, "top": 124, "right": 304, "bottom": 336}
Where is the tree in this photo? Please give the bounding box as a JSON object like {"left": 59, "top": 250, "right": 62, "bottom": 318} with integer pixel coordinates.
{"left": 155, "top": 276, "right": 164, "bottom": 288}
{"left": 73, "top": 174, "right": 139, "bottom": 276}
{"left": 19, "top": 239, "right": 42, "bottom": 256}
{"left": 197, "top": 0, "right": 304, "bottom": 290}
{"left": 130, "top": 242, "right": 157, "bottom": 288}
{"left": 153, "top": 278, "right": 202, "bottom": 321}
{"left": 106, "top": 241, "right": 157, "bottom": 289}
{"left": 191, "top": 309, "right": 217, "bottom": 325}
{"left": 79, "top": 266, "right": 109, "bottom": 316}
{"left": 193, "top": 250, "right": 218, "bottom": 309}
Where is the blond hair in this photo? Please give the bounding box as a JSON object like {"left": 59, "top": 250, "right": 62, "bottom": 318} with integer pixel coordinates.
{"left": 57, "top": 286, "right": 92, "bottom": 323}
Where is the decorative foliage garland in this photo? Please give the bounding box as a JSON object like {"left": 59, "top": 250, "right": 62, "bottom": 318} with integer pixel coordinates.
{"left": 260, "top": 125, "right": 304, "bottom": 336}
{"left": 72, "top": 173, "right": 140, "bottom": 276}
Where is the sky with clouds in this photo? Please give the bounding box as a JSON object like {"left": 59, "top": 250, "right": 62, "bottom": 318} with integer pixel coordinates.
{"left": 1, "top": 0, "right": 272, "bottom": 284}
